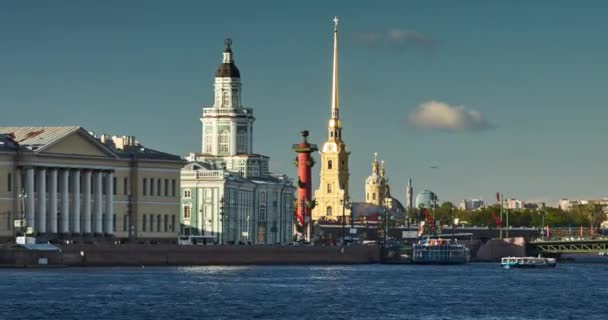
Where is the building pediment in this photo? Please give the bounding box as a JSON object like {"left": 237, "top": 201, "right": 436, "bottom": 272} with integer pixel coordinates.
{"left": 0, "top": 126, "right": 118, "bottom": 159}
{"left": 42, "top": 131, "right": 117, "bottom": 158}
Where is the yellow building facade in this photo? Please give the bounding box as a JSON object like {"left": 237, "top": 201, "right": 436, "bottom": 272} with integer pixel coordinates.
{"left": 365, "top": 153, "right": 389, "bottom": 207}
{"left": 0, "top": 127, "right": 185, "bottom": 242}
{"left": 312, "top": 17, "right": 350, "bottom": 222}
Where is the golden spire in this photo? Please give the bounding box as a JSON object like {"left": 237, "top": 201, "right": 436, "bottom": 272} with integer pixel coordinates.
{"left": 331, "top": 16, "right": 339, "bottom": 118}
{"left": 372, "top": 152, "right": 379, "bottom": 174}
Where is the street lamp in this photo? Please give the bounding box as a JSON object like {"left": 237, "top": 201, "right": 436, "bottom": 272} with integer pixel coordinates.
{"left": 219, "top": 196, "right": 225, "bottom": 244}
{"left": 17, "top": 188, "right": 28, "bottom": 241}
{"left": 341, "top": 198, "right": 346, "bottom": 244}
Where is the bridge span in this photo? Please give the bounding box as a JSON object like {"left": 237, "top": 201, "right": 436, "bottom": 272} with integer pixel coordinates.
{"left": 530, "top": 238, "right": 608, "bottom": 254}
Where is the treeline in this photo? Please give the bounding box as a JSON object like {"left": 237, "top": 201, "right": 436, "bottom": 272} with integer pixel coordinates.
{"left": 410, "top": 202, "right": 607, "bottom": 228}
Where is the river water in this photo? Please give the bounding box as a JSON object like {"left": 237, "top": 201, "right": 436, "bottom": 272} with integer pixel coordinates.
{"left": 1, "top": 263, "right": 607, "bottom": 320}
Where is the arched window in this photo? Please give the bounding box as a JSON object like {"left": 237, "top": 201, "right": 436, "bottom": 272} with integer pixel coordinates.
{"left": 328, "top": 160, "right": 333, "bottom": 170}
{"left": 327, "top": 183, "right": 332, "bottom": 193}
{"left": 219, "top": 129, "right": 230, "bottom": 154}
{"left": 237, "top": 127, "right": 247, "bottom": 153}
{"left": 222, "top": 91, "right": 230, "bottom": 107}
{"left": 184, "top": 189, "right": 191, "bottom": 198}
{"left": 326, "top": 206, "right": 332, "bottom": 216}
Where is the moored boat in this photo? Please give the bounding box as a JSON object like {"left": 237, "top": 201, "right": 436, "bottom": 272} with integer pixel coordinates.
{"left": 501, "top": 256, "right": 556, "bottom": 269}
{"left": 412, "top": 237, "right": 470, "bottom": 264}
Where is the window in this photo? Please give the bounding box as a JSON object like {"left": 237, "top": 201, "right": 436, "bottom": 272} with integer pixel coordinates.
{"left": 113, "top": 177, "right": 117, "bottom": 195}
{"left": 157, "top": 179, "right": 161, "bottom": 196}
{"left": 184, "top": 189, "right": 191, "bottom": 198}
{"left": 164, "top": 179, "right": 168, "bottom": 196}
{"left": 157, "top": 215, "right": 161, "bottom": 232}
{"left": 123, "top": 177, "right": 128, "bottom": 195}
{"left": 143, "top": 214, "right": 147, "bottom": 232}
{"left": 222, "top": 91, "right": 229, "bottom": 107}
{"left": 327, "top": 206, "right": 332, "bottom": 216}
{"left": 113, "top": 214, "right": 117, "bottom": 232}
{"left": 7, "top": 173, "right": 12, "bottom": 192}
{"left": 373, "top": 193, "right": 376, "bottom": 200}
{"left": 143, "top": 179, "right": 147, "bottom": 196}
{"left": 328, "top": 160, "right": 333, "bottom": 170}
{"left": 123, "top": 214, "right": 128, "bottom": 232}
{"left": 150, "top": 178, "right": 154, "bottom": 196}
{"left": 218, "top": 129, "right": 230, "bottom": 154}
{"left": 172, "top": 179, "right": 176, "bottom": 197}
{"left": 171, "top": 215, "right": 176, "bottom": 232}
{"left": 237, "top": 127, "right": 247, "bottom": 153}
{"left": 149, "top": 214, "right": 154, "bottom": 232}
{"left": 164, "top": 215, "right": 168, "bottom": 232}
{"left": 260, "top": 192, "right": 266, "bottom": 202}
{"left": 184, "top": 206, "right": 191, "bottom": 219}
{"left": 327, "top": 183, "right": 332, "bottom": 193}
{"left": 204, "top": 127, "right": 214, "bottom": 154}
{"left": 259, "top": 206, "right": 267, "bottom": 221}
{"left": 367, "top": 193, "right": 369, "bottom": 200}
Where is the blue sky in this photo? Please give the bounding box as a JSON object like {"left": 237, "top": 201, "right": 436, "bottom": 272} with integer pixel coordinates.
{"left": 2, "top": 1, "right": 607, "bottom": 206}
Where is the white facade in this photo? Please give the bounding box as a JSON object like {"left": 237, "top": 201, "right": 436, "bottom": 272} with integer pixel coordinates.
{"left": 458, "top": 199, "right": 484, "bottom": 211}
{"left": 181, "top": 39, "right": 296, "bottom": 244}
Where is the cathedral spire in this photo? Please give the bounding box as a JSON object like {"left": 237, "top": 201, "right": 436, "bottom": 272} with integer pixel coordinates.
{"left": 331, "top": 16, "right": 339, "bottom": 117}
{"left": 327, "top": 16, "right": 342, "bottom": 141}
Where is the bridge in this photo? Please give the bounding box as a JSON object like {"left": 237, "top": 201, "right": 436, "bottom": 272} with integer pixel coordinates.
{"left": 530, "top": 238, "right": 608, "bottom": 254}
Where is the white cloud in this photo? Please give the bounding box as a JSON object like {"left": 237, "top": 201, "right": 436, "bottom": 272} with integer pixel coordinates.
{"left": 352, "top": 28, "right": 434, "bottom": 49}
{"left": 408, "top": 101, "right": 491, "bottom": 131}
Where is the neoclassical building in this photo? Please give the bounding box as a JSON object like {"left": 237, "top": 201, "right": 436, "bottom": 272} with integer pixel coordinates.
{"left": 180, "top": 39, "right": 296, "bottom": 244}
{"left": 312, "top": 17, "right": 351, "bottom": 222}
{"left": 0, "top": 127, "right": 185, "bottom": 242}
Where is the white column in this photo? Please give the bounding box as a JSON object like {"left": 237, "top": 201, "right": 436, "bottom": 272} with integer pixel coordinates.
{"left": 94, "top": 171, "right": 103, "bottom": 234}
{"left": 230, "top": 122, "right": 237, "bottom": 155}
{"left": 48, "top": 169, "right": 58, "bottom": 233}
{"left": 83, "top": 170, "right": 92, "bottom": 234}
{"left": 25, "top": 167, "right": 35, "bottom": 231}
{"left": 104, "top": 171, "right": 114, "bottom": 234}
{"left": 60, "top": 169, "right": 70, "bottom": 234}
{"left": 36, "top": 168, "right": 46, "bottom": 233}
{"left": 71, "top": 170, "right": 81, "bottom": 234}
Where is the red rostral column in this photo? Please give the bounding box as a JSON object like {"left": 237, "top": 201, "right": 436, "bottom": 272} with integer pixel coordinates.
{"left": 292, "top": 130, "right": 317, "bottom": 240}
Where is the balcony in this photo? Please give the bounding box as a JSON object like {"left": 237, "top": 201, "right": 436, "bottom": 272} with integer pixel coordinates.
{"left": 202, "top": 107, "right": 253, "bottom": 117}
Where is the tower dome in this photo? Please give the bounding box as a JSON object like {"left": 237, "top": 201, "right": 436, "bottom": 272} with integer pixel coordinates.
{"left": 215, "top": 38, "right": 240, "bottom": 78}
{"left": 415, "top": 190, "right": 438, "bottom": 209}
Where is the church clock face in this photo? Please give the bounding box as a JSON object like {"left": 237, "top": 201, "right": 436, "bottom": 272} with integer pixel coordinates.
{"left": 323, "top": 142, "right": 336, "bottom": 153}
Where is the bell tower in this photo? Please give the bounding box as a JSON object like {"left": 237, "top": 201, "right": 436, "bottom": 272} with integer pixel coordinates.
{"left": 312, "top": 17, "right": 350, "bottom": 222}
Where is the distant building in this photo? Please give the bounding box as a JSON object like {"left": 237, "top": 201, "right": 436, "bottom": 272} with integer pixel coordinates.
{"left": 457, "top": 199, "right": 484, "bottom": 211}
{"left": 559, "top": 198, "right": 608, "bottom": 212}
{"left": 364, "top": 153, "right": 388, "bottom": 207}
{"left": 416, "top": 190, "right": 438, "bottom": 209}
{"left": 504, "top": 198, "right": 524, "bottom": 209}
{"left": 406, "top": 178, "right": 413, "bottom": 215}
{"left": 180, "top": 39, "right": 295, "bottom": 245}
{"left": 0, "top": 127, "right": 185, "bottom": 242}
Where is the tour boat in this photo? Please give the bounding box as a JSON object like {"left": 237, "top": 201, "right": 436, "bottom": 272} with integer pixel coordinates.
{"left": 501, "top": 256, "right": 556, "bottom": 269}
{"left": 411, "top": 237, "right": 470, "bottom": 264}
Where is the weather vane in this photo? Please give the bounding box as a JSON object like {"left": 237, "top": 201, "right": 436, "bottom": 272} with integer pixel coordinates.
{"left": 333, "top": 16, "right": 339, "bottom": 31}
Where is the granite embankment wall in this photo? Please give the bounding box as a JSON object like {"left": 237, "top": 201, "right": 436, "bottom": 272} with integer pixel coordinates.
{"left": 1, "top": 244, "right": 382, "bottom": 267}
{"left": 473, "top": 237, "right": 527, "bottom": 261}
